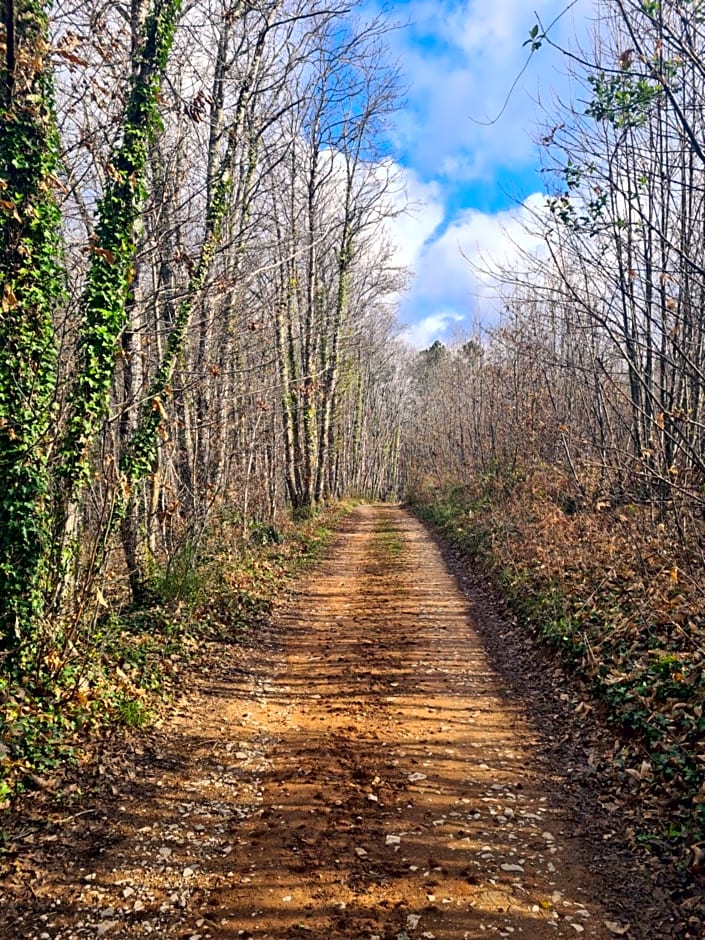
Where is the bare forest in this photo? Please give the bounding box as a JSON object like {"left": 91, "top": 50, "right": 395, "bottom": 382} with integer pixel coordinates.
{"left": 1, "top": 0, "right": 408, "bottom": 653}
{"left": 2, "top": 0, "right": 705, "bottom": 932}
{"left": 406, "top": 0, "right": 705, "bottom": 882}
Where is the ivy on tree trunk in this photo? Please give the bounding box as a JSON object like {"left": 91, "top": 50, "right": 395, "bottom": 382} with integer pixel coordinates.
{"left": 52, "top": 0, "right": 181, "bottom": 591}
{"left": 0, "top": 0, "right": 64, "bottom": 654}
{"left": 0, "top": 0, "right": 182, "bottom": 648}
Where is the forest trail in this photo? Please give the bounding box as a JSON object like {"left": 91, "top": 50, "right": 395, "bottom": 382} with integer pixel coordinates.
{"left": 3, "top": 505, "right": 663, "bottom": 939}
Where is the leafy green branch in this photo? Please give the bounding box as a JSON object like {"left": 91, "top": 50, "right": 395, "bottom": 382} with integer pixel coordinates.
{"left": 585, "top": 71, "right": 662, "bottom": 129}
{"left": 523, "top": 23, "right": 545, "bottom": 53}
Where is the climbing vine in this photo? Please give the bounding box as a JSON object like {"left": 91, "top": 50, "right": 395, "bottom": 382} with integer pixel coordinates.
{"left": 0, "top": 0, "right": 64, "bottom": 653}
{"left": 585, "top": 71, "right": 663, "bottom": 130}
{"left": 120, "top": 174, "right": 233, "bottom": 486}
{"left": 57, "top": 0, "right": 182, "bottom": 502}
{"left": 0, "top": 0, "right": 182, "bottom": 650}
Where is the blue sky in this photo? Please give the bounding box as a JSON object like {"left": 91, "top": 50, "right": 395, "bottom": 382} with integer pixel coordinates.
{"left": 369, "top": 0, "right": 594, "bottom": 346}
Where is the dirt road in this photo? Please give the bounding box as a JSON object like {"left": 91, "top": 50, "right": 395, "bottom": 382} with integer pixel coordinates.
{"left": 3, "top": 505, "right": 668, "bottom": 939}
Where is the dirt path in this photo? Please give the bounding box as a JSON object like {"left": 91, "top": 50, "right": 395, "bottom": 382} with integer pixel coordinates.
{"left": 3, "top": 505, "right": 666, "bottom": 939}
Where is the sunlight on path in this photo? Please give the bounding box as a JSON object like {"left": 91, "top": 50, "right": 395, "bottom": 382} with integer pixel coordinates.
{"left": 5, "top": 506, "right": 631, "bottom": 940}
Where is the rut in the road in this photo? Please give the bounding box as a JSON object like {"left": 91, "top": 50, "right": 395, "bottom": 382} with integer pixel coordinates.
{"left": 4, "top": 505, "right": 650, "bottom": 940}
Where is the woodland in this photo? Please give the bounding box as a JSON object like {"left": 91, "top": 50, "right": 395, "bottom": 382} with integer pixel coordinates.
{"left": 1, "top": 0, "right": 704, "bottom": 897}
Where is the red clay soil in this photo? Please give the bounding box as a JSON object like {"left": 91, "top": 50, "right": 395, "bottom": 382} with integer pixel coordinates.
{"left": 1, "top": 505, "right": 682, "bottom": 939}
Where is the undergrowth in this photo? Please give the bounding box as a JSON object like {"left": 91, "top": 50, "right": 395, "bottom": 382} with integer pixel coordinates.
{"left": 0, "top": 502, "right": 352, "bottom": 809}
{"left": 409, "top": 473, "right": 705, "bottom": 861}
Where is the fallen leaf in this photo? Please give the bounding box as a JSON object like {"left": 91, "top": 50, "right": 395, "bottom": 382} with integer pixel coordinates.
{"left": 96, "top": 923, "right": 119, "bottom": 937}
{"left": 1, "top": 283, "right": 18, "bottom": 312}
{"left": 605, "top": 923, "right": 630, "bottom": 936}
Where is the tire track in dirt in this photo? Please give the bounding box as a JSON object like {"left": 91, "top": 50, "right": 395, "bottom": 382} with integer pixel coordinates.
{"left": 4, "top": 505, "right": 646, "bottom": 939}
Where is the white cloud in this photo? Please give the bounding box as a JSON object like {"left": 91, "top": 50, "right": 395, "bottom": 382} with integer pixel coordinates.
{"left": 438, "top": 192, "right": 549, "bottom": 286}
{"left": 399, "top": 193, "right": 550, "bottom": 344}
{"left": 382, "top": 164, "right": 445, "bottom": 269}
{"left": 403, "top": 310, "right": 465, "bottom": 348}
{"left": 376, "top": 0, "right": 594, "bottom": 182}
{"left": 356, "top": 0, "right": 596, "bottom": 345}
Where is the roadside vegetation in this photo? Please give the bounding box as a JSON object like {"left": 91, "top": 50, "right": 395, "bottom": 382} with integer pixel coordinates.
{"left": 0, "top": 503, "right": 352, "bottom": 809}
{"left": 410, "top": 476, "right": 705, "bottom": 863}
{"left": 4, "top": 2, "right": 705, "bottom": 918}
{"left": 402, "top": 3, "right": 705, "bottom": 872}
{"left": 0, "top": 0, "right": 402, "bottom": 811}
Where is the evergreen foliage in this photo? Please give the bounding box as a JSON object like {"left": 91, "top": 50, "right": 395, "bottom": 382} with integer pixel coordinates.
{"left": 0, "top": 0, "right": 64, "bottom": 652}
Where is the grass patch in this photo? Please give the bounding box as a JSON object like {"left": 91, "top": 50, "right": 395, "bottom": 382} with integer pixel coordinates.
{"left": 372, "top": 516, "right": 406, "bottom": 565}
